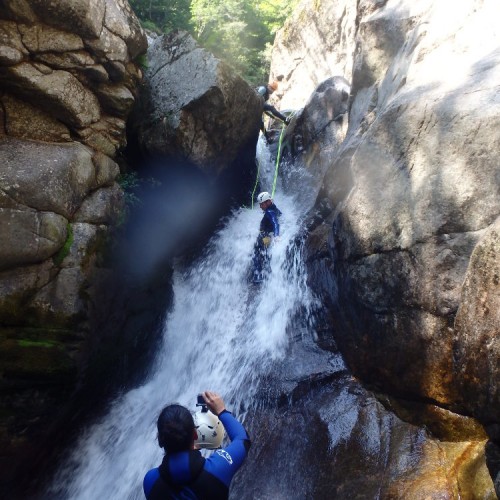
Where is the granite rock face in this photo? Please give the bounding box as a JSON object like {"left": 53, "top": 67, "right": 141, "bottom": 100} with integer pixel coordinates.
{"left": 0, "top": 1, "right": 149, "bottom": 493}
{"left": 268, "top": 0, "right": 499, "bottom": 495}
{"left": 269, "top": 0, "right": 357, "bottom": 111}
{"left": 131, "top": 30, "right": 262, "bottom": 176}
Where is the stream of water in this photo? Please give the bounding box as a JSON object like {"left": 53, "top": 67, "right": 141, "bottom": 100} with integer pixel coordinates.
{"left": 47, "top": 139, "right": 322, "bottom": 499}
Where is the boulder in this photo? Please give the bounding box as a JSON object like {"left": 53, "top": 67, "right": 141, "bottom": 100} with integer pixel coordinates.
{"left": 0, "top": 209, "right": 68, "bottom": 270}
{"left": 302, "top": 0, "right": 500, "bottom": 419}
{"left": 0, "top": 3, "right": 152, "bottom": 495}
{"left": 276, "top": 76, "right": 351, "bottom": 207}
{"left": 30, "top": 223, "right": 107, "bottom": 322}
{"left": 1, "top": 93, "right": 72, "bottom": 142}
{"left": 18, "top": 23, "right": 84, "bottom": 53}
{"left": 28, "top": 0, "right": 106, "bottom": 40}
{"left": 269, "top": 0, "right": 357, "bottom": 110}
{"left": 92, "top": 152, "right": 120, "bottom": 187}
{"left": 103, "top": 0, "right": 148, "bottom": 60}
{"left": 0, "top": 20, "right": 27, "bottom": 65}
{"left": 0, "top": 0, "right": 37, "bottom": 24}
{"left": 73, "top": 183, "right": 125, "bottom": 224}
{"left": 454, "top": 217, "right": 500, "bottom": 423}
{"left": 0, "top": 1, "right": 147, "bottom": 140}
{"left": 235, "top": 372, "right": 495, "bottom": 499}
{"left": 95, "top": 82, "right": 135, "bottom": 117}
{"left": 85, "top": 26, "right": 129, "bottom": 62}
{"left": 0, "top": 137, "right": 95, "bottom": 219}
{"left": 1, "top": 62, "right": 101, "bottom": 128}
{"left": 133, "top": 30, "right": 262, "bottom": 175}
{"left": 76, "top": 115, "right": 127, "bottom": 156}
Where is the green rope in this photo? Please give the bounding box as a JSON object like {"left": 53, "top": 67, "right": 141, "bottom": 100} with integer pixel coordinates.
{"left": 252, "top": 111, "right": 296, "bottom": 205}
{"left": 251, "top": 157, "right": 261, "bottom": 209}
{"left": 271, "top": 122, "right": 287, "bottom": 198}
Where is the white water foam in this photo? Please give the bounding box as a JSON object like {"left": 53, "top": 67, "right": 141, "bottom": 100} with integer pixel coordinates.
{"left": 48, "top": 137, "right": 317, "bottom": 499}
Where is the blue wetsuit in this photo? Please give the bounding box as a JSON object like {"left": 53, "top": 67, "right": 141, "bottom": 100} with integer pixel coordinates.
{"left": 259, "top": 203, "right": 281, "bottom": 237}
{"left": 143, "top": 411, "right": 250, "bottom": 500}
{"left": 251, "top": 203, "right": 282, "bottom": 283}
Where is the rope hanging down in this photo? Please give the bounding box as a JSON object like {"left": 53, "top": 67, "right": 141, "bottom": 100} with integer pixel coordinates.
{"left": 252, "top": 111, "right": 296, "bottom": 206}
{"left": 271, "top": 122, "right": 287, "bottom": 198}
{"left": 251, "top": 157, "right": 261, "bottom": 209}
{"left": 271, "top": 110, "right": 296, "bottom": 197}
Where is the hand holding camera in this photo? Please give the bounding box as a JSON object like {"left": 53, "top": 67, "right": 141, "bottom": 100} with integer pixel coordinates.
{"left": 197, "top": 391, "right": 226, "bottom": 416}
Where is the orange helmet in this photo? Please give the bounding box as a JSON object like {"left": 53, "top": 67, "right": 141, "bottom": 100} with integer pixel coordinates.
{"left": 268, "top": 81, "right": 278, "bottom": 91}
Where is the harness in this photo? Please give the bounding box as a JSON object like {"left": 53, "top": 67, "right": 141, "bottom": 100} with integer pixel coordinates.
{"left": 149, "top": 451, "right": 227, "bottom": 500}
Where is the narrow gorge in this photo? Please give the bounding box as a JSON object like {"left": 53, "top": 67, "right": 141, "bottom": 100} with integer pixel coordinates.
{"left": 0, "top": 0, "right": 498, "bottom": 498}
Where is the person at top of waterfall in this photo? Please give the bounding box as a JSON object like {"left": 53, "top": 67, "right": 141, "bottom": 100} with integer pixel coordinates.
{"left": 251, "top": 191, "right": 282, "bottom": 283}
{"left": 257, "top": 81, "right": 290, "bottom": 140}
{"left": 143, "top": 391, "right": 251, "bottom": 500}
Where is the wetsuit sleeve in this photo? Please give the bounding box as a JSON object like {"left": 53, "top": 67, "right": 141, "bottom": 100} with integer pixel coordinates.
{"left": 263, "top": 103, "right": 287, "bottom": 123}
{"left": 202, "top": 411, "right": 251, "bottom": 488}
{"left": 219, "top": 410, "right": 250, "bottom": 442}
{"left": 266, "top": 209, "right": 280, "bottom": 236}
{"left": 143, "top": 468, "right": 160, "bottom": 499}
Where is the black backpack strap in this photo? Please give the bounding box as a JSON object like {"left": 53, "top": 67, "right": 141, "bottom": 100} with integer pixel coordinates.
{"left": 155, "top": 451, "right": 206, "bottom": 497}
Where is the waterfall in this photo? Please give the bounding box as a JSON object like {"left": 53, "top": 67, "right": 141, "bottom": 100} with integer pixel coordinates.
{"left": 47, "top": 137, "right": 322, "bottom": 499}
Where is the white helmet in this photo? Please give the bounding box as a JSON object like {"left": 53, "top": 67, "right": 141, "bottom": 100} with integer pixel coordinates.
{"left": 257, "top": 191, "right": 272, "bottom": 204}
{"left": 256, "top": 86, "right": 267, "bottom": 96}
{"left": 193, "top": 410, "right": 225, "bottom": 449}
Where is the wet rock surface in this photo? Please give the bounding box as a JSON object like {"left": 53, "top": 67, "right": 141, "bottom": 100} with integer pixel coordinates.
{"left": 235, "top": 341, "right": 495, "bottom": 499}
{"left": 131, "top": 30, "right": 262, "bottom": 176}
{"left": 270, "top": 0, "right": 499, "bottom": 495}
{"left": 0, "top": 1, "right": 157, "bottom": 494}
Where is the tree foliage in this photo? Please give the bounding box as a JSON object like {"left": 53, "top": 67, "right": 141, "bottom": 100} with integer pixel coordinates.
{"left": 129, "top": 0, "right": 192, "bottom": 33}
{"left": 129, "top": 0, "right": 298, "bottom": 84}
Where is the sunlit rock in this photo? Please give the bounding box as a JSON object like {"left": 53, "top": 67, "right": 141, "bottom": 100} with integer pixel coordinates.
{"left": 270, "top": 0, "right": 357, "bottom": 110}
{"left": 303, "top": 0, "right": 500, "bottom": 414}
{"left": 236, "top": 375, "right": 495, "bottom": 498}
{"left": 2, "top": 62, "right": 101, "bottom": 127}
{"left": 103, "top": 0, "right": 147, "bottom": 59}
{"left": 28, "top": 0, "right": 106, "bottom": 39}
{"left": 280, "top": 1, "right": 500, "bottom": 493}
{"left": 132, "top": 30, "right": 262, "bottom": 175}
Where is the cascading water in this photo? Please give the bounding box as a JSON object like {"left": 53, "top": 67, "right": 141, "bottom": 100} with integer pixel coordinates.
{"left": 47, "top": 136, "right": 324, "bottom": 499}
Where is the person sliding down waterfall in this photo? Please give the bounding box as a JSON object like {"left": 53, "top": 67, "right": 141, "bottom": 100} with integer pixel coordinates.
{"left": 143, "top": 391, "right": 251, "bottom": 500}
{"left": 257, "top": 81, "right": 290, "bottom": 141}
{"left": 251, "top": 191, "right": 282, "bottom": 284}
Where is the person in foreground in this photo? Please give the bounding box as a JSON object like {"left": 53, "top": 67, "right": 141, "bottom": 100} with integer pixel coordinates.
{"left": 143, "top": 391, "right": 251, "bottom": 500}
{"left": 251, "top": 191, "right": 282, "bottom": 283}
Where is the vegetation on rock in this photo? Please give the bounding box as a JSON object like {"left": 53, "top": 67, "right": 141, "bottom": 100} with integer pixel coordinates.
{"left": 129, "top": 0, "right": 298, "bottom": 84}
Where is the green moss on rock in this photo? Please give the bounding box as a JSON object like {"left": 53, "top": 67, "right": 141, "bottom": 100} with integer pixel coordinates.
{"left": 0, "top": 327, "right": 79, "bottom": 383}
{"left": 52, "top": 223, "right": 74, "bottom": 266}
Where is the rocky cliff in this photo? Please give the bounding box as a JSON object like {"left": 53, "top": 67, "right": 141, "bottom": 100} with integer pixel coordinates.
{"left": 131, "top": 30, "right": 262, "bottom": 176}
{"left": 270, "top": 0, "right": 499, "bottom": 495}
{"left": 0, "top": 2, "right": 265, "bottom": 495}
{"left": 1, "top": 0, "right": 499, "bottom": 496}
{"left": 0, "top": 0, "right": 151, "bottom": 491}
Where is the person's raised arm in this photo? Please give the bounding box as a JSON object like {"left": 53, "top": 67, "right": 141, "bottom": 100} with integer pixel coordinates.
{"left": 201, "top": 390, "right": 226, "bottom": 415}
{"left": 201, "top": 391, "right": 249, "bottom": 443}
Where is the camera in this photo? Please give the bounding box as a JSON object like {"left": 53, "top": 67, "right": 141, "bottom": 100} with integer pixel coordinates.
{"left": 196, "top": 394, "right": 208, "bottom": 412}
